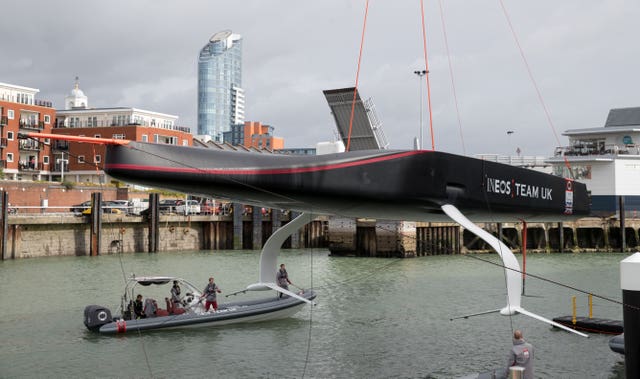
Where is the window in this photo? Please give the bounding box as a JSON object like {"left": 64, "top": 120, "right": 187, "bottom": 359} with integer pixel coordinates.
{"left": 44, "top": 115, "right": 51, "bottom": 124}
{"left": 142, "top": 135, "right": 148, "bottom": 142}
{"left": 94, "top": 134, "right": 101, "bottom": 138}
{"left": 78, "top": 155, "right": 85, "bottom": 164}
{"left": 43, "top": 156, "right": 50, "bottom": 165}
{"left": 7, "top": 110, "right": 14, "bottom": 120}
{"left": 112, "top": 134, "right": 125, "bottom": 139}
{"left": 7, "top": 153, "right": 13, "bottom": 162}
{"left": 7, "top": 131, "right": 14, "bottom": 141}
{"left": 44, "top": 138, "right": 50, "bottom": 145}
{"left": 94, "top": 155, "right": 101, "bottom": 163}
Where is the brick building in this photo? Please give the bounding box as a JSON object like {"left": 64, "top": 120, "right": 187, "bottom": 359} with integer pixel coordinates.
{"left": 0, "top": 82, "right": 56, "bottom": 181}
{"left": 51, "top": 80, "right": 193, "bottom": 183}
{"left": 222, "top": 121, "right": 284, "bottom": 150}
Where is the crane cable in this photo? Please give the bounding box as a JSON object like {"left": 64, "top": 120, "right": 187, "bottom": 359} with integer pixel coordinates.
{"left": 419, "top": 0, "right": 436, "bottom": 151}
{"left": 437, "top": 0, "right": 466, "bottom": 155}
{"left": 346, "top": 0, "right": 370, "bottom": 152}
{"left": 497, "top": 0, "right": 573, "bottom": 176}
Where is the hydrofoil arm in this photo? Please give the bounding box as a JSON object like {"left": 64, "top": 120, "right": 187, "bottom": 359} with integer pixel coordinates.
{"left": 441, "top": 204, "right": 588, "bottom": 338}
{"left": 244, "top": 212, "right": 316, "bottom": 305}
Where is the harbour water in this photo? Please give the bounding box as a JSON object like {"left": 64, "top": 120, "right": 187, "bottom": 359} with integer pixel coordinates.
{"left": 0, "top": 249, "right": 627, "bottom": 378}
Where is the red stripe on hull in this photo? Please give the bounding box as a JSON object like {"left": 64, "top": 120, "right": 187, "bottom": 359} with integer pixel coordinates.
{"left": 106, "top": 150, "right": 427, "bottom": 175}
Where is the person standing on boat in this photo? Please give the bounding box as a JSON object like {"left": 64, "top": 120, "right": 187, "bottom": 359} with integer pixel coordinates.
{"left": 171, "top": 280, "right": 182, "bottom": 308}
{"left": 201, "top": 277, "right": 221, "bottom": 312}
{"left": 504, "top": 329, "right": 534, "bottom": 379}
{"left": 276, "top": 263, "right": 292, "bottom": 298}
{"left": 133, "top": 294, "right": 145, "bottom": 319}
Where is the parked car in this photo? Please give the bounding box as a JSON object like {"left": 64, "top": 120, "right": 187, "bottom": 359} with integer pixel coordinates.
{"left": 176, "top": 200, "right": 201, "bottom": 215}
{"left": 81, "top": 201, "right": 125, "bottom": 215}
{"left": 159, "top": 199, "right": 181, "bottom": 214}
{"left": 106, "top": 200, "right": 129, "bottom": 214}
{"left": 200, "top": 199, "right": 214, "bottom": 215}
{"left": 70, "top": 200, "right": 92, "bottom": 213}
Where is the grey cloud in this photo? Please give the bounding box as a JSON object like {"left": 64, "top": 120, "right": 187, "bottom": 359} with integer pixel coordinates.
{"left": 2, "top": 0, "right": 639, "bottom": 156}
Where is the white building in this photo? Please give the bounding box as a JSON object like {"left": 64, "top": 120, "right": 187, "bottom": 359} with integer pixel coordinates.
{"left": 546, "top": 107, "right": 640, "bottom": 216}
{"left": 56, "top": 79, "right": 180, "bottom": 131}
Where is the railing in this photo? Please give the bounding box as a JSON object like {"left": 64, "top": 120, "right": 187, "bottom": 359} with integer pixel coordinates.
{"left": 0, "top": 160, "right": 6, "bottom": 169}
{"left": 0, "top": 138, "right": 7, "bottom": 148}
{"left": 52, "top": 141, "right": 69, "bottom": 151}
{"left": 18, "top": 140, "right": 40, "bottom": 151}
{"left": 554, "top": 144, "right": 640, "bottom": 157}
{"left": 0, "top": 116, "right": 7, "bottom": 126}
{"left": 475, "top": 154, "right": 550, "bottom": 167}
{"left": 52, "top": 163, "right": 70, "bottom": 172}
{"left": 19, "top": 120, "right": 44, "bottom": 130}
{"left": 18, "top": 162, "right": 38, "bottom": 171}
{"left": 34, "top": 99, "right": 53, "bottom": 108}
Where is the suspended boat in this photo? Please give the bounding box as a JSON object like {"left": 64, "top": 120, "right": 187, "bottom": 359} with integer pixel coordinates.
{"left": 34, "top": 126, "right": 590, "bottom": 338}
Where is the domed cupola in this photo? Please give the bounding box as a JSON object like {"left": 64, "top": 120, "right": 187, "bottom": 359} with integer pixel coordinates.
{"left": 65, "top": 76, "right": 88, "bottom": 109}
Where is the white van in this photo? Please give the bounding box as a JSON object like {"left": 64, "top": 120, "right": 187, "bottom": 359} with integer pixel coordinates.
{"left": 176, "top": 200, "right": 201, "bottom": 215}
{"left": 128, "top": 198, "right": 150, "bottom": 215}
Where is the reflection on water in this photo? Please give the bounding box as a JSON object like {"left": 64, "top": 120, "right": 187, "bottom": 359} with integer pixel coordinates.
{"left": 0, "top": 250, "right": 628, "bottom": 378}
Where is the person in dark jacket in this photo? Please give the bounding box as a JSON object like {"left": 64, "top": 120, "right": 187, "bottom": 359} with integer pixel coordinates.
{"left": 505, "top": 329, "right": 534, "bottom": 379}
{"left": 133, "top": 294, "right": 145, "bottom": 319}
{"left": 170, "top": 280, "right": 182, "bottom": 308}
{"left": 276, "top": 263, "right": 293, "bottom": 298}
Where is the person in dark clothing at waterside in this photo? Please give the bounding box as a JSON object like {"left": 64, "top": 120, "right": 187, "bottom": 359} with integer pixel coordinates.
{"left": 133, "top": 294, "right": 145, "bottom": 319}
{"left": 504, "top": 329, "right": 534, "bottom": 379}
{"left": 276, "top": 263, "right": 293, "bottom": 298}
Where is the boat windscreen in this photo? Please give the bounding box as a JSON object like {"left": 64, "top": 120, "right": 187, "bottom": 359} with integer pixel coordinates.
{"left": 137, "top": 279, "right": 172, "bottom": 286}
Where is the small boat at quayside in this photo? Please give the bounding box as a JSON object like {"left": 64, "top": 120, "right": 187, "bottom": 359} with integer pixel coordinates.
{"left": 84, "top": 276, "right": 316, "bottom": 335}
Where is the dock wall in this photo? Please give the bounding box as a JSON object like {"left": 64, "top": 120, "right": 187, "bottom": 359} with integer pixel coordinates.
{"left": 0, "top": 213, "right": 328, "bottom": 259}
{"left": 2, "top": 213, "right": 639, "bottom": 259}
{"left": 327, "top": 217, "right": 640, "bottom": 257}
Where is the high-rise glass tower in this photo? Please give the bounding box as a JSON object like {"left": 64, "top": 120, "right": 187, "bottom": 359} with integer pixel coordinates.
{"left": 197, "top": 30, "right": 244, "bottom": 141}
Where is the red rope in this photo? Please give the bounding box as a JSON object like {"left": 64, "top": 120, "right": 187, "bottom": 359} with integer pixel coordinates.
{"left": 346, "top": 0, "right": 370, "bottom": 152}
{"left": 420, "top": 0, "right": 435, "bottom": 151}
{"left": 498, "top": 0, "right": 572, "bottom": 174}
{"left": 437, "top": 0, "right": 466, "bottom": 155}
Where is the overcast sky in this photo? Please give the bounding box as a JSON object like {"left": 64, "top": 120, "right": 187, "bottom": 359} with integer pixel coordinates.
{"left": 2, "top": 0, "right": 639, "bottom": 156}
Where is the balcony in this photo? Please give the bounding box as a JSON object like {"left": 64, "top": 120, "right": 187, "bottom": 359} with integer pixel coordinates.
{"left": 19, "top": 120, "right": 44, "bottom": 131}
{"left": 19, "top": 140, "right": 40, "bottom": 151}
{"left": 0, "top": 160, "right": 6, "bottom": 169}
{"left": 0, "top": 138, "right": 7, "bottom": 148}
{"left": 52, "top": 140, "right": 69, "bottom": 151}
{"left": 34, "top": 99, "right": 53, "bottom": 108}
{"left": 554, "top": 143, "right": 640, "bottom": 157}
{"left": 18, "top": 162, "right": 38, "bottom": 172}
{"left": 0, "top": 116, "right": 7, "bottom": 126}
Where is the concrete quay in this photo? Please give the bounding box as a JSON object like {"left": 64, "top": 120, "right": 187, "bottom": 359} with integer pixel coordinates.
{"left": 0, "top": 210, "right": 328, "bottom": 259}
{"left": 1, "top": 210, "right": 638, "bottom": 259}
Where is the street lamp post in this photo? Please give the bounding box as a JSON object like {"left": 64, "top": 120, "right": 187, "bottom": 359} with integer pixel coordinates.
{"left": 57, "top": 152, "right": 68, "bottom": 183}
{"left": 414, "top": 70, "right": 427, "bottom": 150}
{"left": 507, "top": 130, "right": 515, "bottom": 155}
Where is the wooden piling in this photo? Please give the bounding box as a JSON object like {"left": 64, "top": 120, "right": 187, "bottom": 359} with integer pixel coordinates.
{"left": 89, "top": 192, "right": 102, "bottom": 256}
{"left": 147, "top": 193, "right": 159, "bottom": 253}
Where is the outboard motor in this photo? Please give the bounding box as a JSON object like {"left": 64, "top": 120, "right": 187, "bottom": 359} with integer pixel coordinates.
{"left": 84, "top": 305, "right": 113, "bottom": 331}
